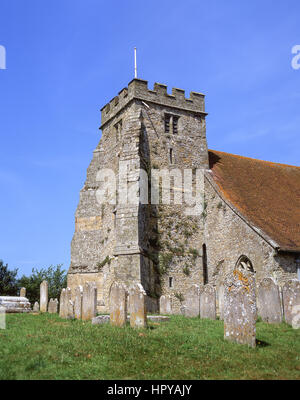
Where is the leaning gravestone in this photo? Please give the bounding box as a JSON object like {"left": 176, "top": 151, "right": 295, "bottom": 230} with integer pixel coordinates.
{"left": 159, "top": 295, "right": 172, "bottom": 315}
{"left": 129, "top": 283, "right": 147, "bottom": 328}
{"left": 257, "top": 278, "right": 282, "bottom": 324}
{"left": 182, "top": 284, "right": 200, "bottom": 317}
{"left": 82, "top": 282, "right": 97, "bottom": 321}
{"left": 40, "top": 280, "right": 48, "bottom": 313}
{"left": 282, "top": 280, "right": 300, "bottom": 328}
{"left": 48, "top": 298, "right": 58, "bottom": 314}
{"left": 20, "top": 287, "right": 26, "bottom": 298}
{"left": 218, "top": 283, "right": 225, "bottom": 320}
{"left": 33, "top": 301, "right": 39, "bottom": 312}
{"left": 110, "top": 282, "right": 128, "bottom": 327}
{"left": 200, "top": 285, "right": 216, "bottom": 320}
{"left": 224, "top": 269, "right": 256, "bottom": 348}
{"left": 74, "top": 285, "right": 83, "bottom": 320}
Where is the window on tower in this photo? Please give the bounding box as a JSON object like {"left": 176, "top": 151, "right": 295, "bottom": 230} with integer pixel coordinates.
{"left": 164, "top": 113, "right": 180, "bottom": 134}
{"left": 164, "top": 114, "right": 171, "bottom": 133}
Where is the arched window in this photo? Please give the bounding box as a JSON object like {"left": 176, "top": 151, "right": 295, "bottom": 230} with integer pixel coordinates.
{"left": 202, "top": 244, "right": 208, "bottom": 285}
{"left": 235, "top": 255, "right": 255, "bottom": 273}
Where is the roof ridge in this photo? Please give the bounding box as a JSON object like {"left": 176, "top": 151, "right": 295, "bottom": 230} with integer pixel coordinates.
{"left": 208, "top": 149, "right": 300, "bottom": 169}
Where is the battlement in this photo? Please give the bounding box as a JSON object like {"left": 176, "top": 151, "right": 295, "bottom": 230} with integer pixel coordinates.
{"left": 100, "top": 79, "right": 206, "bottom": 128}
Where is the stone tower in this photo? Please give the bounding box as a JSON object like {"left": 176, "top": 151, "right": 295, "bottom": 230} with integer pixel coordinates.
{"left": 68, "top": 78, "right": 209, "bottom": 313}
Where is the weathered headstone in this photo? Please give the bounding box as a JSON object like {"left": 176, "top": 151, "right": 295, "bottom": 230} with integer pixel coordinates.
{"left": 291, "top": 305, "right": 300, "bottom": 329}
{"left": 282, "top": 280, "right": 300, "bottom": 327}
{"left": 159, "top": 295, "right": 172, "bottom": 315}
{"left": 33, "top": 301, "right": 39, "bottom": 312}
{"left": 48, "top": 298, "right": 58, "bottom": 314}
{"left": 224, "top": 269, "right": 256, "bottom": 347}
{"left": 20, "top": 287, "right": 26, "bottom": 297}
{"left": 74, "top": 285, "right": 83, "bottom": 320}
{"left": 0, "top": 296, "right": 31, "bottom": 313}
{"left": 218, "top": 283, "right": 225, "bottom": 320}
{"left": 82, "top": 282, "right": 97, "bottom": 321}
{"left": 40, "top": 280, "right": 48, "bottom": 313}
{"left": 59, "top": 288, "right": 67, "bottom": 318}
{"left": 182, "top": 284, "right": 200, "bottom": 317}
{"left": 67, "top": 299, "right": 75, "bottom": 319}
{"left": 129, "top": 283, "right": 147, "bottom": 328}
{"left": 110, "top": 282, "right": 128, "bottom": 327}
{"left": 200, "top": 285, "right": 216, "bottom": 320}
{"left": 257, "top": 278, "right": 282, "bottom": 324}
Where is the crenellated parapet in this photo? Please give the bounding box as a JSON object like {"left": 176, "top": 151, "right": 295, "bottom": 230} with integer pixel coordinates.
{"left": 100, "top": 78, "right": 206, "bottom": 128}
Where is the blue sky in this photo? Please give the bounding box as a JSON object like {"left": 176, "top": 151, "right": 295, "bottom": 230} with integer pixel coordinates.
{"left": 0, "top": 0, "right": 299, "bottom": 276}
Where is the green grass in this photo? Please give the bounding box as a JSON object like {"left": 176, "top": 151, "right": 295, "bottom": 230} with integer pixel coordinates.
{"left": 0, "top": 313, "right": 299, "bottom": 380}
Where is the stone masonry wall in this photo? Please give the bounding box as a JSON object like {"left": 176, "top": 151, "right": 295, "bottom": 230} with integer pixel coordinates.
{"left": 68, "top": 79, "right": 209, "bottom": 314}
{"left": 204, "top": 174, "right": 298, "bottom": 293}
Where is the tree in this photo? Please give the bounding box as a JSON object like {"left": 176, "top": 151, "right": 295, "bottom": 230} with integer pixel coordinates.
{"left": 0, "top": 260, "right": 19, "bottom": 296}
{"left": 17, "top": 264, "right": 67, "bottom": 304}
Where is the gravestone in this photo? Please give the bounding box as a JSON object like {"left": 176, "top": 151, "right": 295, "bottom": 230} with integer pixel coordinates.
{"left": 224, "top": 269, "right": 256, "bottom": 348}
{"left": 59, "top": 288, "right": 67, "bottom": 318}
{"left": 74, "top": 285, "right": 83, "bottom": 320}
{"left": 20, "top": 287, "right": 26, "bottom": 297}
{"left": 159, "top": 295, "right": 172, "bottom": 315}
{"left": 0, "top": 296, "right": 31, "bottom": 313}
{"left": 40, "top": 280, "right": 48, "bottom": 313}
{"left": 257, "top": 278, "right": 282, "bottom": 324}
{"left": 200, "top": 285, "right": 216, "bottom": 320}
{"left": 82, "top": 282, "right": 97, "bottom": 321}
{"left": 182, "top": 284, "right": 200, "bottom": 317}
{"left": 33, "top": 301, "right": 39, "bottom": 312}
{"left": 48, "top": 298, "right": 58, "bottom": 314}
{"left": 291, "top": 305, "right": 300, "bottom": 329}
{"left": 282, "top": 280, "right": 300, "bottom": 327}
{"left": 110, "top": 282, "right": 128, "bottom": 327}
{"left": 67, "top": 299, "right": 75, "bottom": 319}
{"left": 129, "top": 283, "right": 147, "bottom": 328}
{"left": 218, "top": 283, "right": 225, "bottom": 320}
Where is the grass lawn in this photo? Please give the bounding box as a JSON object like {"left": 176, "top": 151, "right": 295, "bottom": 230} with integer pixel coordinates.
{"left": 0, "top": 313, "right": 299, "bottom": 380}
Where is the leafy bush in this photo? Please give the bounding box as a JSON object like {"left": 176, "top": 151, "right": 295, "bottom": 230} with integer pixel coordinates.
{"left": 0, "top": 260, "right": 18, "bottom": 296}
{"left": 17, "top": 264, "right": 67, "bottom": 304}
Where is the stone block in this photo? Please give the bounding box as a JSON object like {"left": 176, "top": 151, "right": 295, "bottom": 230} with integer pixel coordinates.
{"left": 257, "top": 278, "right": 282, "bottom": 324}
{"left": 159, "top": 295, "right": 172, "bottom": 315}
{"left": 48, "top": 298, "right": 58, "bottom": 314}
{"left": 129, "top": 283, "right": 147, "bottom": 328}
{"left": 40, "top": 281, "right": 48, "bottom": 313}
{"left": 224, "top": 270, "right": 256, "bottom": 348}
{"left": 82, "top": 282, "right": 97, "bottom": 321}
{"left": 74, "top": 285, "right": 83, "bottom": 320}
{"left": 282, "top": 280, "right": 300, "bottom": 327}
{"left": 182, "top": 284, "right": 200, "bottom": 317}
{"left": 109, "top": 282, "right": 128, "bottom": 327}
{"left": 200, "top": 285, "right": 216, "bottom": 320}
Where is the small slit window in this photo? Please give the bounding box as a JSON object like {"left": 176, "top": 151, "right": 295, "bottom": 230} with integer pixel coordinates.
{"left": 165, "top": 114, "right": 171, "bottom": 133}
{"left": 169, "top": 277, "right": 174, "bottom": 288}
{"left": 173, "top": 116, "right": 179, "bottom": 134}
{"left": 114, "top": 120, "right": 122, "bottom": 142}
{"left": 169, "top": 148, "right": 173, "bottom": 164}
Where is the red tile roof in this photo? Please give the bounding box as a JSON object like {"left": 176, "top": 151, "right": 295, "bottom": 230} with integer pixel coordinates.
{"left": 208, "top": 150, "right": 300, "bottom": 252}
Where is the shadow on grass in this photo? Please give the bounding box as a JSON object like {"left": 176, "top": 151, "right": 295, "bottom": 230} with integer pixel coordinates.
{"left": 256, "top": 339, "right": 270, "bottom": 347}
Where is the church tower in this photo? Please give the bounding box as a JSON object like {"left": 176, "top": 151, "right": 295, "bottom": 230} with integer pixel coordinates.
{"left": 68, "top": 78, "right": 209, "bottom": 313}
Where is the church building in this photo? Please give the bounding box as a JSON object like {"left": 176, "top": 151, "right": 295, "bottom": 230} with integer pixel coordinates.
{"left": 67, "top": 78, "right": 300, "bottom": 314}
